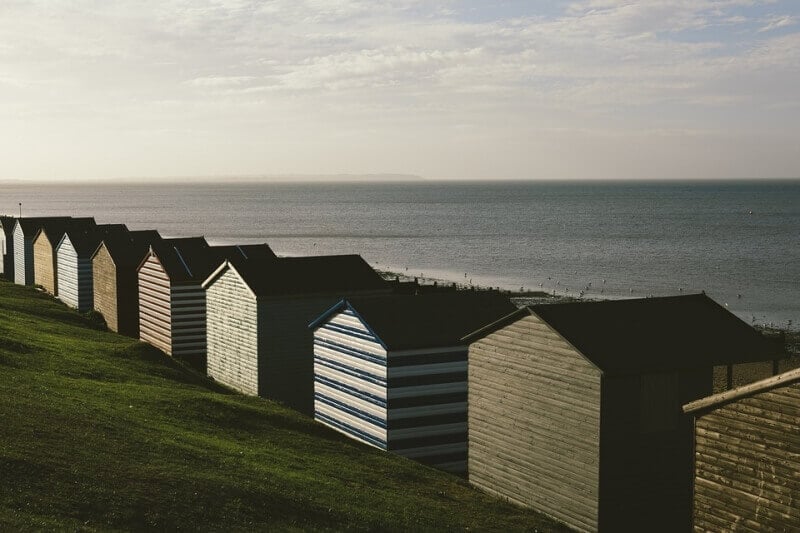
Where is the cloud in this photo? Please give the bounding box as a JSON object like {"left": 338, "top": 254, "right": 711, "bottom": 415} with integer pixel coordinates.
{"left": 758, "top": 14, "right": 798, "bottom": 32}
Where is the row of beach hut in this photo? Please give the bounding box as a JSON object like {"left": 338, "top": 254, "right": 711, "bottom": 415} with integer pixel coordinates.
{"left": 1, "top": 214, "right": 796, "bottom": 532}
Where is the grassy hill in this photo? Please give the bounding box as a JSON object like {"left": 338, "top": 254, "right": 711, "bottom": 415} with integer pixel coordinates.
{"left": 0, "top": 280, "right": 565, "bottom": 532}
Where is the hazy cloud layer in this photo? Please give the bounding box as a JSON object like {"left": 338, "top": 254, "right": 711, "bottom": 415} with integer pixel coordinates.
{"left": 1, "top": 0, "right": 798, "bottom": 180}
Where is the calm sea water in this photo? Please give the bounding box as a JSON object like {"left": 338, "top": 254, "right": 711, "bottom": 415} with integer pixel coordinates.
{"left": 2, "top": 180, "right": 798, "bottom": 330}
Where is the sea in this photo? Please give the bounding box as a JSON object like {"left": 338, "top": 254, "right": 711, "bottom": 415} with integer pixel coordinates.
{"left": 2, "top": 179, "right": 798, "bottom": 330}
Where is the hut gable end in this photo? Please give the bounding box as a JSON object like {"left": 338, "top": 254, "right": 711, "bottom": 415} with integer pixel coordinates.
{"left": 93, "top": 242, "right": 119, "bottom": 333}
{"left": 469, "top": 313, "right": 602, "bottom": 533}
{"left": 206, "top": 265, "right": 259, "bottom": 396}
{"left": 138, "top": 252, "right": 172, "bottom": 354}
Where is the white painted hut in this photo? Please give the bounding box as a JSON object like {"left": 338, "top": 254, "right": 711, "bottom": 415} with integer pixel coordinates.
{"left": 309, "top": 292, "right": 516, "bottom": 473}
{"left": 55, "top": 224, "right": 128, "bottom": 312}
{"left": 0, "top": 215, "right": 15, "bottom": 279}
{"left": 463, "top": 294, "right": 782, "bottom": 533}
{"left": 202, "top": 254, "right": 389, "bottom": 415}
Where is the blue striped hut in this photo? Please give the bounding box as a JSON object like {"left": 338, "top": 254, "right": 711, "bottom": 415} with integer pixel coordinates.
{"left": 55, "top": 224, "right": 128, "bottom": 312}
{"left": 203, "top": 254, "right": 389, "bottom": 415}
{"left": 309, "top": 291, "right": 516, "bottom": 473}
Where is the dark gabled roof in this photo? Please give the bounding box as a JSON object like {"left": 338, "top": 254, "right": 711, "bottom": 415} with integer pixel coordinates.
{"left": 467, "top": 294, "right": 782, "bottom": 375}
{"left": 235, "top": 243, "right": 278, "bottom": 261}
{"left": 64, "top": 224, "right": 129, "bottom": 256}
{"left": 146, "top": 237, "right": 212, "bottom": 283}
{"left": 0, "top": 216, "right": 15, "bottom": 238}
{"left": 218, "top": 254, "right": 388, "bottom": 297}
{"left": 33, "top": 217, "right": 96, "bottom": 247}
{"left": 14, "top": 217, "right": 73, "bottom": 238}
{"left": 96, "top": 229, "right": 162, "bottom": 268}
{"left": 313, "top": 291, "right": 518, "bottom": 350}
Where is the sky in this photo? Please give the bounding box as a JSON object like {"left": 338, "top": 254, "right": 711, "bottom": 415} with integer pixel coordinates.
{"left": 1, "top": 0, "right": 799, "bottom": 181}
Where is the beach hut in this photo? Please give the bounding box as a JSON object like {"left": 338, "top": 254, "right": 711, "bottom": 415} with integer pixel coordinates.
{"left": 13, "top": 217, "right": 72, "bottom": 286}
{"left": 0, "top": 215, "right": 15, "bottom": 279}
{"left": 92, "top": 229, "right": 162, "bottom": 337}
{"left": 31, "top": 217, "right": 95, "bottom": 295}
{"left": 202, "top": 254, "right": 389, "bottom": 415}
{"left": 55, "top": 224, "right": 128, "bottom": 312}
{"left": 463, "top": 294, "right": 781, "bottom": 533}
{"left": 138, "top": 239, "right": 275, "bottom": 360}
{"left": 309, "top": 292, "right": 517, "bottom": 473}
{"left": 683, "top": 368, "right": 800, "bottom": 531}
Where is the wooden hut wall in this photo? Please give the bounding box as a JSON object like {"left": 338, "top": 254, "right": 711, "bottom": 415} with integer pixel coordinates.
{"left": 56, "top": 234, "right": 93, "bottom": 312}
{"left": 206, "top": 267, "right": 259, "bottom": 395}
{"left": 169, "top": 283, "right": 207, "bottom": 358}
{"left": 138, "top": 253, "right": 172, "bottom": 355}
{"left": 386, "top": 345, "right": 468, "bottom": 473}
{"left": 33, "top": 234, "right": 57, "bottom": 294}
{"left": 313, "top": 307, "right": 389, "bottom": 450}
{"left": 92, "top": 243, "right": 120, "bottom": 333}
{"left": 598, "top": 369, "right": 709, "bottom": 531}
{"left": 0, "top": 223, "right": 10, "bottom": 277}
{"left": 468, "top": 313, "right": 602, "bottom": 533}
{"left": 691, "top": 381, "right": 800, "bottom": 531}
{"left": 13, "top": 223, "right": 32, "bottom": 286}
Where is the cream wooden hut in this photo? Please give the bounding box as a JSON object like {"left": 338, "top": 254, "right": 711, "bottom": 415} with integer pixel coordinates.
{"left": 91, "top": 229, "right": 162, "bottom": 337}
{"left": 203, "top": 254, "right": 389, "bottom": 415}
{"left": 683, "top": 368, "right": 800, "bottom": 531}
{"left": 463, "top": 294, "right": 781, "bottom": 532}
{"left": 31, "top": 217, "right": 95, "bottom": 295}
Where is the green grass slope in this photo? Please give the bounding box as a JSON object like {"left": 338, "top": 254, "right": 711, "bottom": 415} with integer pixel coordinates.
{"left": 0, "top": 280, "right": 565, "bottom": 532}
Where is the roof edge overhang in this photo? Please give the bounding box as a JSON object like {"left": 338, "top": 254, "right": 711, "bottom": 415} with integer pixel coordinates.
{"left": 461, "top": 307, "right": 533, "bottom": 343}
{"left": 684, "top": 366, "right": 800, "bottom": 415}
{"left": 308, "top": 299, "right": 389, "bottom": 351}
{"left": 201, "top": 259, "right": 257, "bottom": 300}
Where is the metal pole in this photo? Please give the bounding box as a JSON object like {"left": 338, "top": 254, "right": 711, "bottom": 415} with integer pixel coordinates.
{"left": 18, "top": 202, "right": 22, "bottom": 218}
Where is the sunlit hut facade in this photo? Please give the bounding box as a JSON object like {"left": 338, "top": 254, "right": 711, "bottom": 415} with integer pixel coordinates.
{"left": 55, "top": 223, "right": 128, "bottom": 312}
{"left": 31, "top": 217, "right": 96, "bottom": 295}
{"left": 309, "top": 292, "right": 517, "bottom": 473}
{"left": 463, "top": 294, "right": 782, "bottom": 533}
{"left": 138, "top": 238, "right": 276, "bottom": 360}
{"left": 202, "top": 254, "right": 389, "bottom": 415}
{"left": 92, "top": 229, "right": 162, "bottom": 337}
{"left": 0, "top": 215, "right": 15, "bottom": 279}
{"left": 13, "top": 217, "right": 71, "bottom": 286}
{"left": 683, "top": 368, "right": 800, "bottom": 531}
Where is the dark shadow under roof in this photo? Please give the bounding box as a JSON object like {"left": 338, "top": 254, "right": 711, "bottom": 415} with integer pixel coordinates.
{"left": 229, "top": 254, "right": 388, "bottom": 297}
{"left": 481, "top": 294, "right": 781, "bottom": 374}
{"left": 16, "top": 217, "right": 73, "bottom": 238}
{"left": 0, "top": 216, "right": 15, "bottom": 238}
{"left": 316, "top": 291, "right": 518, "bottom": 350}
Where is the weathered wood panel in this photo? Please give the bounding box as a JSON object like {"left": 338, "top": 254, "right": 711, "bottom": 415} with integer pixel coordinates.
{"left": 92, "top": 243, "right": 119, "bottom": 333}
{"left": 468, "top": 313, "right": 602, "bottom": 533}
{"left": 693, "top": 381, "right": 800, "bottom": 531}
{"left": 206, "top": 267, "right": 259, "bottom": 395}
{"left": 33, "top": 234, "right": 56, "bottom": 294}
{"left": 138, "top": 253, "right": 172, "bottom": 355}
{"left": 13, "top": 223, "right": 31, "bottom": 286}
{"left": 56, "top": 235, "right": 93, "bottom": 312}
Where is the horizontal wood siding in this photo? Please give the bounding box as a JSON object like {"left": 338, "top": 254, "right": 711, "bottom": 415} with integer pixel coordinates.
{"left": 468, "top": 313, "right": 602, "bottom": 533}
{"left": 0, "top": 229, "right": 7, "bottom": 275}
{"left": 33, "top": 236, "right": 56, "bottom": 294}
{"left": 314, "top": 308, "right": 389, "bottom": 449}
{"left": 206, "top": 267, "right": 258, "bottom": 395}
{"left": 56, "top": 236, "right": 93, "bottom": 312}
{"left": 138, "top": 253, "right": 172, "bottom": 355}
{"left": 693, "top": 382, "right": 800, "bottom": 532}
{"left": 261, "top": 293, "right": 385, "bottom": 416}
{"left": 92, "top": 244, "right": 119, "bottom": 333}
{"left": 170, "top": 283, "right": 206, "bottom": 358}
{"left": 13, "top": 224, "right": 31, "bottom": 286}
{"left": 387, "top": 347, "right": 468, "bottom": 473}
